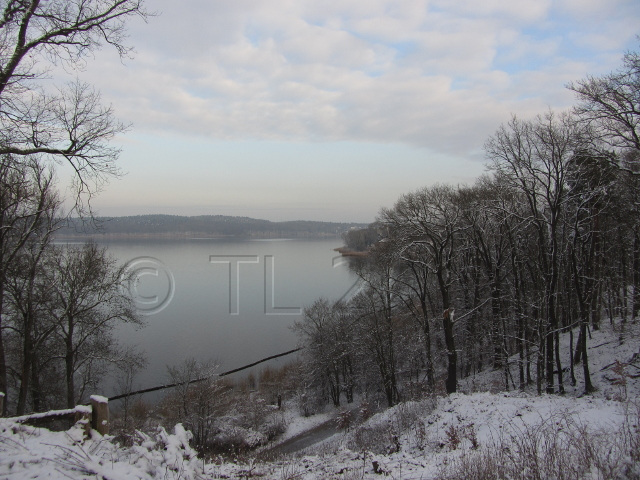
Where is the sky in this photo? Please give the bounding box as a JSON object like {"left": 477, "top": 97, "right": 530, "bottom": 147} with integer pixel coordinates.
{"left": 63, "top": 0, "right": 640, "bottom": 223}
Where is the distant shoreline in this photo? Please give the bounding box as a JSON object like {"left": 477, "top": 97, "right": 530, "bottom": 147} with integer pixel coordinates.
{"left": 54, "top": 232, "right": 345, "bottom": 241}
{"left": 55, "top": 214, "right": 367, "bottom": 241}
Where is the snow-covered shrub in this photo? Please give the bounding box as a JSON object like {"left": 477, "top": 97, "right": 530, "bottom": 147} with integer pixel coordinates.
{"left": 297, "top": 391, "right": 325, "bottom": 417}
{"left": 443, "top": 423, "right": 477, "bottom": 451}
{"left": 611, "top": 359, "right": 632, "bottom": 401}
{"left": 197, "top": 392, "right": 283, "bottom": 453}
{"left": 159, "top": 359, "right": 232, "bottom": 452}
{"left": 336, "top": 408, "right": 353, "bottom": 430}
{"left": 234, "top": 392, "right": 272, "bottom": 431}
{"left": 158, "top": 362, "right": 290, "bottom": 456}
{"left": 444, "top": 424, "right": 461, "bottom": 451}
{"left": 413, "top": 420, "right": 427, "bottom": 451}
{"left": 134, "top": 424, "right": 203, "bottom": 480}
{"left": 261, "top": 412, "right": 287, "bottom": 441}
{"left": 358, "top": 399, "right": 372, "bottom": 421}
{"left": 391, "top": 401, "right": 423, "bottom": 432}
{"left": 209, "top": 425, "right": 267, "bottom": 454}
{"left": 112, "top": 397, "right": 155, "bottom": 446}
{"left": 346, "top": 399, "right": 435, "bottom": 455}
{"left": 277, "top": 461, "right": 304, "bottom": 480}
{"left": 349, "top": 423, "right": 398, "bottom": 454}
{"left": 0, "top": 420, "right": 205, "bottom": 480}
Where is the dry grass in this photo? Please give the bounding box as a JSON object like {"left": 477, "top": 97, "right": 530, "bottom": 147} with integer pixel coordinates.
{"left": 437, "top": 402, "right": 640, "bottom": 480}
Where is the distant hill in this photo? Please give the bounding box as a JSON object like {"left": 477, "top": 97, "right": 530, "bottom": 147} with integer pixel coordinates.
{"left": 56, "top": 214, "right": 367, "bottom": 239}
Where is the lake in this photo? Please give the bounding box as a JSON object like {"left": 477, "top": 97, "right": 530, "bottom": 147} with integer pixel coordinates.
{"left": 99, "top": 237, "right": 358, "bottom": 396}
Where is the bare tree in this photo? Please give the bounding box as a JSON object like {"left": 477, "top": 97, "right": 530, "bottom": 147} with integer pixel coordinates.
{"left": 350, "top": 238, "right": 405, "bottom": 406}
{"left": 568, "top": 47, "right": 640, "bottom": 160}
{"left": 0, "top": 0, "right": 148, "bottom": 411}
{"left": 456, "top": 178, "right": 522, "bottom": 391}
{"left": 46, "top": 241, "right": 142, "bottom": 408}
{"left": 0, "top": 157, "right": 59, "bottom": 413}
{"left": 3, "top": 168, "right": 59, "bottom": 414}
{"left": 376, "top": 216, "right": 438, "bottom": 390}
{"left": 112, "top": 347, "right": 147, "bottom": 430}
{"left": 162, "top": 358, "right": 229, "bottom": 451}
{"left": 0, "top": 1, "right": 148, "bottom": 193}
{"left": 566, "top": 154, "right": 609, "bottom": 395}
{"left": 293, "top": 298, "right": 357, "bottom": 407}
{"left": 380, "top": 185, "right": 462, "bottom": 393}
{"left": 486, "top": 111, "right": 585, "bottom": 394}
{"left": 297, "top": 51, "right": 640, "bottom": 404}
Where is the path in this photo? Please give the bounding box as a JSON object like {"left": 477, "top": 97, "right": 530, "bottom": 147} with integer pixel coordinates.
{"left": 261, "top": 415, "right": 344, "bottom": 456}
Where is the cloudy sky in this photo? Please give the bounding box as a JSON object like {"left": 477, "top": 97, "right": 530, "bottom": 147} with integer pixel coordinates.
{"left": 75, "top": 0, "right": 639, "bottom": 222}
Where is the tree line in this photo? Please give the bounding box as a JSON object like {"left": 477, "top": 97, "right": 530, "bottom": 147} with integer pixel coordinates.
{"left": 293, "top": 47, "right": 640, "bottom": 408}
{"left": 60, "top": 215, "right": 365, "bottom": 238}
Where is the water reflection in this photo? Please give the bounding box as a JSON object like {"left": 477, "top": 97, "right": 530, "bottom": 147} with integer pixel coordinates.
{"left": 98, "top": 238, "right": 357, "bottom": 395}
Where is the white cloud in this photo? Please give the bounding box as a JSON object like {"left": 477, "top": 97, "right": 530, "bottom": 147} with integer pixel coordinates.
{"left": 430, "top": 0, "right": 551, "bottom": 23}
{"left": 77, "top": 0, "right": 640, "bottom": 168}
{"left": 60, "top": 0, "right": 636, "bottom": 220}
{"left": 559, "top": 0, "right": 635, "bottom": 18}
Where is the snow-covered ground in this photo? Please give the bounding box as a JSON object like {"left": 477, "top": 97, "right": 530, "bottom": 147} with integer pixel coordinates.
{"left": 0, "top": 422, "right": 204, "bottom": 479}
{"left": 1, "top": 321, "right": 638, "bottom": 479}
{"left": 457, "top": 318, "right": 640, "bottom": 401}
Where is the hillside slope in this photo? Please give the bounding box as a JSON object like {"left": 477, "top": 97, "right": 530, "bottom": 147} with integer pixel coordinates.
{"left": 1, "top": 321, "right": 638, "bottom": 479}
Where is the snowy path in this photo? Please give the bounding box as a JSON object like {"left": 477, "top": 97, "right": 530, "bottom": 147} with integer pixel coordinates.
{"left": 262, "top": 415, "right": 341, "bottom": 456}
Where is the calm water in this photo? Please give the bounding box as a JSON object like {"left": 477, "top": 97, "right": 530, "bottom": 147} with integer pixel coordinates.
{"left": 99, "top": 238, "right": 358, "bottom": 395}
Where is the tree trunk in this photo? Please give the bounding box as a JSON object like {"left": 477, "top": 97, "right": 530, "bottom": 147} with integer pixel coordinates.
{"left": 570, "top": 241, "right": 594, "bottom": 395}
{"left": 620, "top": 230, "right": 628, "bottom": 321}
{"left": 580, "top": 319, "right": 594, "bottom": 394}
{"left": 17, "top": 277, "right": 37, "bottom": 415}
{"left": 633, "top": 229, "right": 640, "bottom": 321}
{"left": 16, "top": 327, "right": 33, "bottom": 415}
{"left": 419, "top": 295, "right": 435, "bottom": 389}
{"left": 30, "top": 355, "right": 42, "bottom": 412}
{"left": 343, "top": 357, "right": 354, "bottom": 404}
{"left": 65, "top": 318, "right": 75, "bottom": 409}
{"left": 0, "top": 289, "right": 7, "bottom": 415}
{"left": 569, "top": 328, "right": 576, "bottom": 386}
{"left": 443, "top": 307, "right": 457, "bottom": 394}
{"left": 490, "top": 272, "right": 502, "bottom": 369}
{"left": 545, "top": 323, "right": 554, "bottom": 393}
{"left": 555, "top": 329, "right": 564, "bottom": 394}
{"left": 574, "top": 328, "right": 583, "bottom": 364}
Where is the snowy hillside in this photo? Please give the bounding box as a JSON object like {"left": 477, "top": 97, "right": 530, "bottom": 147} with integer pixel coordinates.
{"left": 1, "top": 321, "right": 638, "bottom": 479}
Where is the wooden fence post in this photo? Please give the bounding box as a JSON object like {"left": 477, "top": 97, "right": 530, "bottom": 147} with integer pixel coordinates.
{"left": 90, "top": 395, "right": 109, "bottom": 435}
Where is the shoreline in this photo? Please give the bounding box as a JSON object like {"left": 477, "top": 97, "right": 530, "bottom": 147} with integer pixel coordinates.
{"left": 54, "top": 232, "right": 345, "bottom": 241}
{"left": 333, "top": 246, "right": 369, "bottom": 257}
